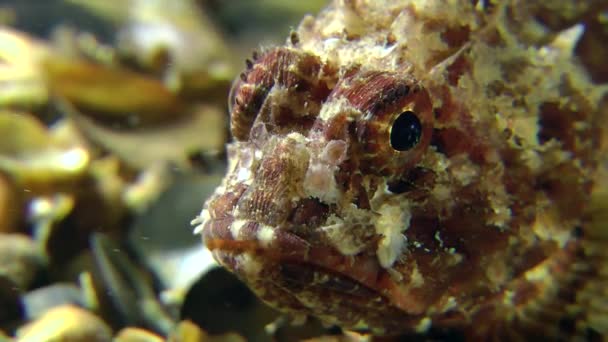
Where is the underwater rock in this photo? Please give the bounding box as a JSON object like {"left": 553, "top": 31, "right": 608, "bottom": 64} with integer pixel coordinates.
{"left": 0, "top": 234, "right": 43, "bottom": 290}
{"left": 21, "top": 284, "right": 85, "bottom": 321}
{"left": 15, "top": 305, "right": 112, "bottom": 342}
{"left": 0, "top": 112, "right": 89, "bottom": 192}
{"left": 0, "top": 28, "right": 50, "bottom": 109}
{"left": 0, "top": 172, "right": 21, "bottom": 233}
{"left": 63, "top": 103, "right": 227, "bottom": 170}
{"left": 114, "top": 327, "right": 163, "bottom": 342}
{"left": 168, "top": 320, "right": 245, "bottom": 342}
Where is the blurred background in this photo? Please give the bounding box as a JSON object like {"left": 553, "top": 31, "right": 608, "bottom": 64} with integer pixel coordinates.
{"left": 0, "top": 1, "right": 335, "bottom": 341}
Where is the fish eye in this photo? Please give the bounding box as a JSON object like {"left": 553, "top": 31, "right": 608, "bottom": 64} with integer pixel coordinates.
{"left": 390, "top": 110, "right": 422, "bottom": 151}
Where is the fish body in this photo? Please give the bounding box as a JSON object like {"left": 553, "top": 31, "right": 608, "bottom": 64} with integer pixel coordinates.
{"left": 194, "top": 0, "right": 608, "bottom": 338}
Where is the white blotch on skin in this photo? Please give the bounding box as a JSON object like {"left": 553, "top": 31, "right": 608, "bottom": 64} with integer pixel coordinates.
{"left": 318, "top": 97, "right": 356, "bottom": 121}
{"left": 375, "top": 202, "right": 411, "bottom": 268}
{"left": 236, "top": 166, "right": 252, "bottom": 184}
{"left": 234, "top": 146, "right": 257, "bottom": 185}
{"left": 237, "top": 253, "right": 263, "bottom": 276}
{"left": 302, "top": 137, "right": 345, "bottom": 204}
{"left": 230, "top": 219, "right": 248, "bottom": 239}
{"left": 321, "top": 214, "right": 362, "bottom": 255}
{"left": 321, "top": 140, "right": 347, "bottom": 165}
{"left": 303, "top": 163, "right": 341, "bottom": 203}
{"left": 257, "top": 224, "right": 276, "bottom": 247}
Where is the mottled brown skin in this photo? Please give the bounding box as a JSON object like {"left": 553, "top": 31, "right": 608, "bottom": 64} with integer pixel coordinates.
{"left": 194, "top": 0, "right": 607, "bottom": 339}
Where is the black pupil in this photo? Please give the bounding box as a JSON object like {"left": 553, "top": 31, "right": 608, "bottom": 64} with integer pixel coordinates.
{"left": 390, "top": 111, "right": 422, "bottom": 151}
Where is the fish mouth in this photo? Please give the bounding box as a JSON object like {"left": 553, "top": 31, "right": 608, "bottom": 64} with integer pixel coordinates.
{"left": 200, "top": 216, "right": 427, "bottom": 330}
{"left": 201, "top": 216, "right": 382, "bottom": 286}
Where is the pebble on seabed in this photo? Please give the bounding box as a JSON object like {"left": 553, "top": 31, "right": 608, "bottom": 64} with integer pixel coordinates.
{"left": 0, "top": 173, "right": 20, "bottom": 233}
{"left": 15, "top": 305, "right": 112, "bottom": 342}
{"left": 114, "top": 327, "right": 163, "bottom": 342}
{"left": 0, "top": 233, "right": 42, "bottom": 290}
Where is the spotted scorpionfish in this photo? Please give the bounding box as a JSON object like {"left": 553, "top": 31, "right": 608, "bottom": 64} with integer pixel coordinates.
{"left": 193, "top": 0, "right": 608, "bottom": 339}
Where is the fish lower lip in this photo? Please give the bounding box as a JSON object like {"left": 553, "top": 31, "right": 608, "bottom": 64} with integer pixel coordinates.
{"left": 205, "top": 232, "right": 431, "bottom": 330}
{"left": 202, "top": 218, "right": 424, "bottom": 315}
{"left": 201, "top": 217, "right": 383, "bottom": 288}
{"left": 206, "top": 236, "right": 382, "bottom": 285}
{"left": 203, "top": 217, "right": 430, "bottom": 326}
